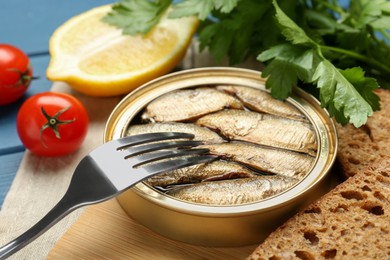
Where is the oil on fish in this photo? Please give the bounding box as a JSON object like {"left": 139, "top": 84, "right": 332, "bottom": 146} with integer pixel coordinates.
{"left": 167, "top": 175, "right": 298, "bottom": 205}
{"left": 127, "top": 122, "right": 225, "bottom": 144}
{"left": 202, "top": 142, "right": 315, "bottom": 178}
{"left": 141, "top": 87, "right": 244, "bottom": 122}
{"left": 146, "top": 160, "right": 258, "bottom": 187}
{"left": 196, "top": 109, "right": 317, "bottom": 155}
{"left": 217, "top": 85, "right": 307, "bottom": 122}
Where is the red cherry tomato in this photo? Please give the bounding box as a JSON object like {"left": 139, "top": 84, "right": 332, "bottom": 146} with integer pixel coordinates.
{"left": 0, "top": 44, "right": 33, "bottom": 105}
{"left": 17, "top": 92, "right": 89, "bottom": 156}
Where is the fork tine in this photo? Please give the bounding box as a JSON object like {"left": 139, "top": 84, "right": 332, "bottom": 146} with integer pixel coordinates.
{"left": 134, "top": 155, "right": 217, "bottom": 176}
{"left": 131, "top": 148, "right": 210, "bottom": 167}
{"left": 116, "top": 132, "right": 195, "bottom": 150}
{"left": 123, "top": 140, "right": 204, "bottom": 158}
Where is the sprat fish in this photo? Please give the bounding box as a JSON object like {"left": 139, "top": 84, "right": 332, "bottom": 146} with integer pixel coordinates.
{"left": 141, "top": 87, "right": 244, "bottom": 122}
{"left": 167, "top": 175, "right": 298, "bottom": 205}
{"left": 196, "top": 109, "right": 317, "bottom": 155}
{"left": 202, "top": 142, "right": 315, "bottom": 178}
{"left": 146, "top": 160, "right": 258, "bottom": 187}
{"left": 127, "top": 122, "right": 224, "bottom": 144}
{"left": 217, "top": 85, "right": 307, "bottom": 122}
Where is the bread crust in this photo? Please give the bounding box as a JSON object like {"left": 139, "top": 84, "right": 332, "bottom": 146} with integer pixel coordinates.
{"left": 336, "top": 88, "right": 390, "bottom": 178}
{"left": 247, "top": 156, "right": 390, "bottom": 260}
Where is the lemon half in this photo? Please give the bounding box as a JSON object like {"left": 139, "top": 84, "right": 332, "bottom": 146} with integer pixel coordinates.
{"left": 47, "top": 5, "right": 198, "bottom": 97}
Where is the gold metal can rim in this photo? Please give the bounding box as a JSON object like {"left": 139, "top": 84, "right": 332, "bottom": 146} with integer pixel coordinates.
{"left": 104, "top": 67, "right": 338, "bottom": 217}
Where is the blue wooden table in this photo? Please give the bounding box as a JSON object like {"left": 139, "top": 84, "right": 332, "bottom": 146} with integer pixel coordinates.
{"left": 0, "top": 0, "right": 112, "bottom": 208}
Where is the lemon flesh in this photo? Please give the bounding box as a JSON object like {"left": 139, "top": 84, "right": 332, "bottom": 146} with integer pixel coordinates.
{"left": 47, "top": 5, "right": 198, "bottom": 97}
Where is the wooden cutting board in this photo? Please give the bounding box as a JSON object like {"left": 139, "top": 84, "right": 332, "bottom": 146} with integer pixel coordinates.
{"left": 48, "top": 199, "right": 257, "bottom": 259}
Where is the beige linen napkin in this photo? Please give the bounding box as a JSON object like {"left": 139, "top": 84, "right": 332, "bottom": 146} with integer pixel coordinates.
{"left": 0, "top": 41, "right": 262, "bottom": 259}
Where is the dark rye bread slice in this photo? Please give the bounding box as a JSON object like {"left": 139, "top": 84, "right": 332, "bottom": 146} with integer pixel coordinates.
{"left": 336, "top": 88, "right": 390, "bottom": 178}
{"left": 247, "top": 157, "right": 390, "bottom": 260}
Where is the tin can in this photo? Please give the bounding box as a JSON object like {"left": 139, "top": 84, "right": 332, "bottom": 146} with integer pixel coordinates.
{"left": 104, "top": 67, "right": 338, "bottom": 247}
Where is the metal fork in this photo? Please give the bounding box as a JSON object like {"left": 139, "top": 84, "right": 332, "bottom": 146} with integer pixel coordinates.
{"left": 0, "top": 132, "right": 215, "bottom": 259}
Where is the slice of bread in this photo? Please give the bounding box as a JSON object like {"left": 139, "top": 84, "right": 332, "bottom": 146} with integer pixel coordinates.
{"left": 336, "top": 88, "right": 390, "bottom": 178}
{"left": 247, "top": 156, "right": 390, "bottom": 260}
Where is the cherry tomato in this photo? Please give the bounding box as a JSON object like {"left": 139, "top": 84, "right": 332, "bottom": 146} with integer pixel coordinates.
{"left": 0, "top": 44, "right": 34, "bottom": 105}
{"left": 17, "top": 92, "right": 89, "bottom": 157}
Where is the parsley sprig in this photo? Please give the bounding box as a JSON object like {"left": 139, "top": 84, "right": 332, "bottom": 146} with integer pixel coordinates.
{"left": 103, "top": 0, "right": 390, "bottom": 127}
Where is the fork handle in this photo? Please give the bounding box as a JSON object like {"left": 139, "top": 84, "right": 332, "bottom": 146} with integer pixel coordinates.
{"left": 0, "top": 195, "right": 76, "bottom": 259}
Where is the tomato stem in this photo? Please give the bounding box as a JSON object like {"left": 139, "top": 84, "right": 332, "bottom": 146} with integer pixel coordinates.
{"left": 7, "top": 64, "right": 38, "bottom": 87}
{"left": 40, "top": 106, "right": 75, "bottom": 148}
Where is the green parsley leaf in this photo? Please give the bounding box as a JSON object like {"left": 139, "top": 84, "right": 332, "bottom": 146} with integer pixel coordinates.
{"left": 348, "top": 0, "right": 390, "bottom": 29}
{"left": 303, "top": 9, "right": 355, "bottom": 35}
{"left": 213, "top": 0, "right": 240, "bottom": 13}
{"left": 102, "top": 0, "right": 171, "bottom": 35}
{"left": 258, "top": 44, "right": 316, "bottom": 82}
{"left": 261, "top": 59, "right": 297, "bottom": 99}
{"left": 198, "top": 22, "right": 235, "bottom": 62}
{"left": 267, "top": 1, "right": 381, "bottom": 127}
{"left": 312, "top": 60, "right": 378, "bottom": 127}
{"left": 271, "top": 0, "right": 315, "bottom": 46}
{"left": 169, "top": 0, "right": 239, "bottom": 20}
{"left": 370, "top": 16, "right": 390, "bottom": 30}
{"left": 198, "top": 0, "right": 272, "bottom": 64}
{"left": 340, "top": 67, "right": 380, "bottom": 111}
{"left": 258, "top": 43, "right": 320, "bottom": 100}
